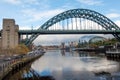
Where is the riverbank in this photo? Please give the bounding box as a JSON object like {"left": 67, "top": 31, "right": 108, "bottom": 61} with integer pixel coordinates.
{"left": 73, "top": 48, "right": 106, "bottom": 53}
{"left": 0, "top": 52, "right": 44, "bottom": 80}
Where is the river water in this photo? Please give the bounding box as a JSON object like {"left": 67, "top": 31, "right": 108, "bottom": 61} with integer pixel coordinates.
{"left": 6, "top": 50, "right": 120, "bottom": 80}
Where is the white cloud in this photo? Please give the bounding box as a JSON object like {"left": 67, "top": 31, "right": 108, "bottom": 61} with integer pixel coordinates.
{"left": 115, "top": 20, "right": 120, "bottom": 27}
{"left": 106, "top": 13, "right": 120, "bottom": 19}
{"left": 34, "top": 34, "right": 111, "bottom": 46}
{"left": 76, "top": 0, "right": 102, "bottom": 5}
{"left": 21, "top": 8, "right": 65, "bottom": 22}
{"left": 3, "top": 0, "right": 46, "bottom": 6}
{"left": 34, "top": 35, "right": 82, "bottom": 45}
{"left": 4, "top": 0, "right": 21, "bottom": 4}
{"left": 19, "top": 26, "right": 32, "bottom": 30}
{"left": 24, "top": 0, "right": 39, "bottom": 5}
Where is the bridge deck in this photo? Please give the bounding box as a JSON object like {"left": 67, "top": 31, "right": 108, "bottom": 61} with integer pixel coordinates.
{"left": 18, "top": 30, "right": 120, "bottom": 35}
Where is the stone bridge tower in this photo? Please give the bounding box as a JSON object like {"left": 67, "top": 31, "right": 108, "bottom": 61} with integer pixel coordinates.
{"left": 2, "top": 19, "right": 19, "bottom": 49}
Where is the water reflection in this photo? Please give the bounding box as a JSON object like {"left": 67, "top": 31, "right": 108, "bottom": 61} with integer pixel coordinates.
{"left": 61, "top": 50, "right": 65, "bottom": 56}
{"left": 4, "top": 50, "right": 120, "bottom": 80}
{"left": 31, "top": 50, "right": 120, "bottom": 80}
{"left": 4, "top": 60, "right": 55, "bottom": 80}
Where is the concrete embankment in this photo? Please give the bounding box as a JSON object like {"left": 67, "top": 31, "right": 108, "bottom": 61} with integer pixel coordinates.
{"left": 0, "top": 52, "right": 44, "bottom": 80}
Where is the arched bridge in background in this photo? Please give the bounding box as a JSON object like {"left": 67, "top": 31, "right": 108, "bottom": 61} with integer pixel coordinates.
{"left": 18, "top": 9, "right": 120, "bottom": 46}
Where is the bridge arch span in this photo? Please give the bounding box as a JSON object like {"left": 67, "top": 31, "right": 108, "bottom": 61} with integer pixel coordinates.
{"left": 40, "top": 9, "right": 119, "bottom": 30}
{"left": 26, "top": 8, "right": 120, "bottom": 45}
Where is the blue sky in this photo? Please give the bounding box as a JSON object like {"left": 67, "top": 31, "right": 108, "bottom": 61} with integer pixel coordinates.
{"left": 0, "top": 0, "right": 120, "bottom": 45}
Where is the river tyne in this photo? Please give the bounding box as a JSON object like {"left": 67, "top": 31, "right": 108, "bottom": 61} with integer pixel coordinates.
{"left": 6, "top": 50, "right": 120, "bottom": 80}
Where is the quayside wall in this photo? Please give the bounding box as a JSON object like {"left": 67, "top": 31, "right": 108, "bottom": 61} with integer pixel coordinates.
{"left": 0, "top": 53, "right": 44, "bottom": 80}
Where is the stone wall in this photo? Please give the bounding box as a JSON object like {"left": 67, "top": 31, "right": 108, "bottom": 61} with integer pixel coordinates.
{"left": 2, "top": 19, "right": 19, "bottom": 49}
{"left": 0, "top": 38, "right": 1, "bottom": 49}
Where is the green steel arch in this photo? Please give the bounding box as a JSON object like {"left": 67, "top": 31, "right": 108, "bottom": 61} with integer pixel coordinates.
{"left": 89, "top": 36, "right": 107, "bottom": 43}
{"left": 25, "top": 8, "right": 120, "bottom": 45}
